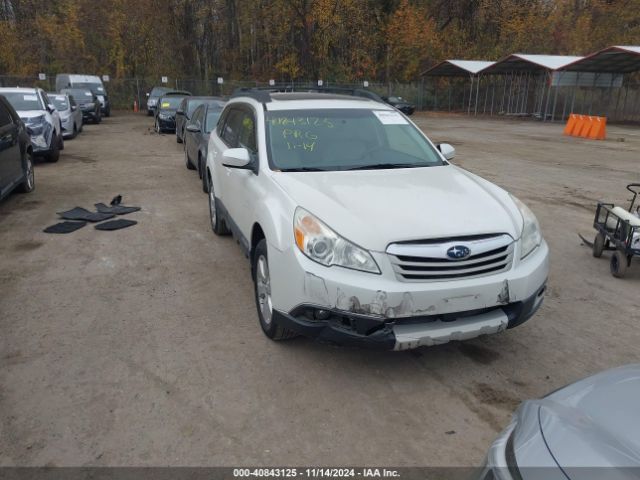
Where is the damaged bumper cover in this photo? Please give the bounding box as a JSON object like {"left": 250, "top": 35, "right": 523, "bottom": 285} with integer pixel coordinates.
{"left": 268, "top": 239, "right": 549, "bottom": 350}
{"left": 273, "top": 281, "right": 546, "bottom": 350}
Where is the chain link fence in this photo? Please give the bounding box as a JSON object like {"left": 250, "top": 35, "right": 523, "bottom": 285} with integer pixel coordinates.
{"left": 0, "top": 75, "right": 426, "bottom": 112}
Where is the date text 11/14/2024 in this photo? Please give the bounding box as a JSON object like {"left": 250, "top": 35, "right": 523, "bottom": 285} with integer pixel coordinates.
{"left": 233, "top": 468, "right": 400, "bottom": 478}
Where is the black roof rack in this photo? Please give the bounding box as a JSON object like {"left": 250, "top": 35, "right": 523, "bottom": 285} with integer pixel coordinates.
{"left": 230, "top": 85, "right": 384, "bottom": 103}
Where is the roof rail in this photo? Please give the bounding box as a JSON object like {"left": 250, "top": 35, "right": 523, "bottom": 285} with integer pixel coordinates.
{"left": 230, "top": 85, "right": 384, "bottom": 103}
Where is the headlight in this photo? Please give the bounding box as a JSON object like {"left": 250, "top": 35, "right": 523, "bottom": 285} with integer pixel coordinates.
{"left": 293, "top": 207, "right": 380, "bottom": 273}
{"left": 148, "top": 99, "right": 157, "bottom": 106}
{"left": 25, "top": 115, "right": 46, "bottom": 135}
{"left": 158, "top": 112, "right": 171, "bottom": 119}
{"left": 511, "top": 195, "right": 542, "bottom": 259}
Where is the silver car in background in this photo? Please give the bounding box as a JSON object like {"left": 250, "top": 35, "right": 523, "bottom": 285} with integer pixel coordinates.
{"left": 48, "top": 93, "right": 82, "bottom": 139}
{"left": 479, "top": 364, "right": 640, "bottom": 480}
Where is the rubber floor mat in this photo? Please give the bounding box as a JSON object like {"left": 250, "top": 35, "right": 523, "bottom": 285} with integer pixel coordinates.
{"left": 94, "top": 203, "right": 141, "bottom": 215}
{"left": 44, "top": 221, "right": 87, "bottom": 234}
{"left": 57, "top": 207, "right": 115, "bottom": 222}
{"left": 95, "top": 219, "right": 137, "bottom": 231}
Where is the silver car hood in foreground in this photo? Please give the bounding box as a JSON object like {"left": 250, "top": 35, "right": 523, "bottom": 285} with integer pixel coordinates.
{"left": 513, "top": 364, "right": 640, "bottom": 480}
{"left": 540, "top": 364, "right": 640, "bottom": 468}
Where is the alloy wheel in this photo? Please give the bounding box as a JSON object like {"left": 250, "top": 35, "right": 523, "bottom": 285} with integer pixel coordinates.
{"left": 256, "top": 255, "right": 273, "bottom": 325}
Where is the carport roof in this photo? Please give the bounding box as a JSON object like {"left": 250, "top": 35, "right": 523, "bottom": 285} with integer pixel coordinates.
{"left": 421, "top": 60, "right": 495, "bottom": 77}
{"left": 480, "top": 54, "right": 583, "bottom": 74}
{"left": 562, "top": 46, "right": 640, "bottom": 73}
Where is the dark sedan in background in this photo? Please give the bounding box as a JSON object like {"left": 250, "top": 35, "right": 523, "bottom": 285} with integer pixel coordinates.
{"left": 183, "top": 99, "right": 225, "bottom": 192}
{"left": 382, "top": 95, "right": 415, "bottom": 115}
{"left": 154, "top": 95, "right": 188, "bottom": 133}
{"left": 176, "top": 96, "right": 220, "bottom": 144}
{"left": 61, "top": 88, "right": 101, "bottom": 124}
{"left": 146, "top": 87, "right": 191, "bottom": 116}
{"left": 0, "top": 95, "right": 34, "bottom": 201}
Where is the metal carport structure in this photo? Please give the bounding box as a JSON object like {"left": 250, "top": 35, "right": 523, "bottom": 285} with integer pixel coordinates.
{"left": 476, "top": 54, "right": 582, "bottom": 121}
{"left": 560, "top": 46, "right": 640, "bottom": 122}
{"left": 420, "top": 60, "right": 494, "bottom": 114}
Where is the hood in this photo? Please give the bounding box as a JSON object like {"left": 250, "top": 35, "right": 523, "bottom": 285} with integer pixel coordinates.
{"left": 18, "top": 110, "right": 46, "bottom": 120}
{"left": 272, "top": 165, "right": 522, "bottom": 251}
{"left": 538, "top": 364, "right": 640, "bottom": 470}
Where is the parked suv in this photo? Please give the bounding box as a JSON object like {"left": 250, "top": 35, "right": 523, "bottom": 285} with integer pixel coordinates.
{"left": 56, "top": 74, "right": 110, "bottom": 116}
{"left": 0, "top": 95, "right": 35, "bottom": 201}
{"left": 0, "top": 87, "right": 63, "bottom": 163}
{"left": 204, "top": 91, "right": 549, "bottom": 350}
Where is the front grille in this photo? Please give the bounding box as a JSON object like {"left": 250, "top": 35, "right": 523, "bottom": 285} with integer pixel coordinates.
{"left": 387, "top": 234, "right": 514, "bottom": 282}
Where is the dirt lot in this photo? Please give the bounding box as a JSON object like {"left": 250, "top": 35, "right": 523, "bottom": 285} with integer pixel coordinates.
{"left": 1, "top": 111, "right": 639, "bottom": 467}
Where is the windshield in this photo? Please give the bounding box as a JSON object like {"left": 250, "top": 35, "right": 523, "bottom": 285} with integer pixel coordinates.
{"left": 65, "top": 89, "right": 94, "bottom": 102}
{"left": 159, "top": 97, "right": 183, "bottom": 110}
{"left": 187, "top": 99, "right": 205, "bottom": 116}
{"left": 150, "top": 87, "right": 170, "bottom": 99}
{"left": 265, "top": 108, "right": 444, "bottom": 171}
{"left": 51, "top": 95, "right": 69, "bottom": 111}
{"left": 205, "top": 109, "right": 222, "bottom": 133}
{"left": 1, "top": 91, "right": 42, "bottom": 111}
{"left": 73, "top": 82, "right": 104, "bottom": 94}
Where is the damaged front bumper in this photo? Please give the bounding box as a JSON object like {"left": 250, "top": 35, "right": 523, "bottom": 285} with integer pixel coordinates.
{"left": 268, "top": 240, "right": 549, "bottom": 350}
{"left": 273, "top": 281, "right": 545, "bottom": 350}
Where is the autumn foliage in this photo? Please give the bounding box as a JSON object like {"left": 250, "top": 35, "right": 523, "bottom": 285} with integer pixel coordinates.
{"left": 1, "top": 0, "right": 639, "bottom": 82}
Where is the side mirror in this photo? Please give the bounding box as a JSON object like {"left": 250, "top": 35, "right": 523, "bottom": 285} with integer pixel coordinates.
{"left": 71, "top": 105, "right": 77, "bottom": 111}
{"left": 176, "top": 109, "right": 184, "bottom": 115}
{"left": 47, "top": 104, "right": 56, "bottom": 113}
{"left": 186, "top": 123, "right": 200, "bottom": 133}
{"left": 437, "top": 143, "right": 455, "bottom": 161}
{"left": 222, "top": 148, "right": 251, "bottom": 169}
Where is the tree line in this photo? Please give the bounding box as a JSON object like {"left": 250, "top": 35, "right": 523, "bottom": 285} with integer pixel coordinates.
{"left": 1, "top": 0, "right": 639, "bottom": 83}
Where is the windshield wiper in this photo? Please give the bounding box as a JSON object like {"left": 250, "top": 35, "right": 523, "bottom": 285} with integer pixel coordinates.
{"left": 345, "top": 163, "right": 422, "bottom": 170}
{"left": 279, "top": 167, "right": 327, "bottom": 172}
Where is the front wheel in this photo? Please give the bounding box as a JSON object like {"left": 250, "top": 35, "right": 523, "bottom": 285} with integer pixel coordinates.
{"left": 154, "top": 118, "right": 161, "bottom": 133}
{"left": 208, "top": 176, "right": 229, "bottom": 235}
{"left": 253, "top": 239, "right": 297, "bottom": 340}
{"left": 47, "top": 134, "right": 60, "bottom": 163}
{"left": 593, "top": 233, "right": 605, "bottom": 258}
{"left": 610, "top": 250, "right": 628, "bottom": 278}
{"left": 200, "top": 158, "right": 208, "bottom": 193}
{"left": 17, "top": 150, "right": 35, "bottom": 193}
{"left": 185, "top": 146, "right": 195, "bottom": 170}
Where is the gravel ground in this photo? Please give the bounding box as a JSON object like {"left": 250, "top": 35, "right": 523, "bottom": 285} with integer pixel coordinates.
{"left": 0, "top": 111, "right": 638, "bottom": 467}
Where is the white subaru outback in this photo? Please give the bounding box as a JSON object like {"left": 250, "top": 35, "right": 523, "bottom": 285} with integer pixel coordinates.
{"left": 205, "top": 90, "right": 549, "bottom": 350}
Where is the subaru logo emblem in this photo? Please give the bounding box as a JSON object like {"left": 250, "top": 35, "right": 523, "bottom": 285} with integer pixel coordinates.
{"left": 447, "top": 245, "right": 471, "bottom": 260}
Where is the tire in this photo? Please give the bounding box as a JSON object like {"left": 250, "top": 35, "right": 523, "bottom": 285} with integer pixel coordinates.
{"left": 17, "top": 150, "right": 35, "bottom": 193}
{"left": 185, "top": 145, "right": 195, "bottom": 170}
{"left": 200, "top": 157, "right": 208, "bottom": 193}
{"left": 253, "top": 238, "right": 297, "bottom": 340}
{"left": 610, "top": 250, "right": 628, "bottom": 278}
{"left": 208, "top": 175, "right": 229, "bottom": 235}
{"left": 155, "top": 118, "right": 161, "bottom": 133}
{"left": 71, "top": 124, "right": 78, "bottom": 139}
{"left": 104, "top": 109, "right": 110, "bottom": 117}
{"left": 197, "top": 154, "right": 203, "bottom": 178}
{"left": 47, "top": 134, "right": 60, "bottom": 163}
{"left": 593, "top": 233, "right": 605, "bottom": 258}
{"left": 177, "top": 129, "right": 183, "bottom": 143}
{"left": 58, "top": 132, "right": 64, "bottom": 151}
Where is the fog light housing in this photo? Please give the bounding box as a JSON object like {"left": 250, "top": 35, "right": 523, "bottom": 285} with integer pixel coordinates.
{"left": 314, "top": 309, "right": 331, "bottom": 320}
